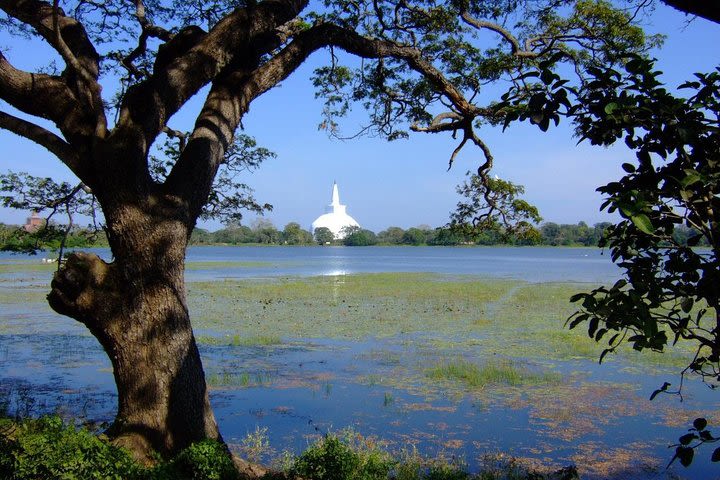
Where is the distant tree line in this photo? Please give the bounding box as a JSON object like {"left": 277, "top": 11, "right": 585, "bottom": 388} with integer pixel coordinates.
{"left": 1, "top": 220, "right": 708, "bottom": 251}
{"left": 190, "top": 220, "right": 710, "bottom": 247}
{"left": 0, "top": 222, "right": 108, "bottom": 254}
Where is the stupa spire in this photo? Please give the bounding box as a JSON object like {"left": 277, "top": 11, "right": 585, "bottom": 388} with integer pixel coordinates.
{"left": 331, "top": 181, "right": 340, "bottom": 207}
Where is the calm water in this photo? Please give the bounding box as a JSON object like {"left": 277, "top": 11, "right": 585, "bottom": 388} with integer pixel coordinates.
{"left": 1, "top": 247, "right": 717, "bottom": 479}
{"left": 182, "top": 246, "right": 621, "bottom": 283}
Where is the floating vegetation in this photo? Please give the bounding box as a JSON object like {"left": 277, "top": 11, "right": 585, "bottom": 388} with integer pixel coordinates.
{"left": 427, "top": 358, "right": 561, "bottom": 389}
{"left": 205, "top": 370, "right": 272, "bottom": 388}
{"left": 196, "top": 334, "right": 283, "bottom": 347}
{"left": 187, "top": 273, "right": 518, "bottom": 340}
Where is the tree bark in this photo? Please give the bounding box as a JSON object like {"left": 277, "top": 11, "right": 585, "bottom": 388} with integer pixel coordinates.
{"left": 47, "top": 194, "right": 220, "bottom": 462}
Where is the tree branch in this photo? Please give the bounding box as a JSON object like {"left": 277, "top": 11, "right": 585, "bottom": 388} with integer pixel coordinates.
{"left": 121, "top": 0, "right": 174, "bottom": 78}
{"left": 460, "top": 12, "right": 541, "bottom": 58}
{"left": 0, "top": 0, "right": 106, "bottom": 138}
{"left": 0, "top": 53, "right": 96, "bottom": 157}
{"left": 167, "top": 21, "right": 498, "bottom": 216}
{"left": 660, "top": 0, "right": 720, "bottom": 24}
{"left": 51, "top": 0, "right": 98, "bottom": 88}
{"left": 0, "top": 0, "right": 100, "bottom": 79}
{"left": 114, "top": 0, "right": 310, "bottom": 148}
{"left": 0, "top": 110, "right": 81, "bottom": 172}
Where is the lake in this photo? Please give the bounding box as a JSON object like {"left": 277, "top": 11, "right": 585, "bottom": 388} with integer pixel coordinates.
{"left": 1, "top": 246, "right": 717, "bottom": 479}
{"left": 182, "top": 245, "right": 621, "bottom": 283}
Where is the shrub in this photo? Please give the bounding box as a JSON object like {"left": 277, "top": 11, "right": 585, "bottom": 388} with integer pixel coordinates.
{"left": 291, "top": 434, "right": 392, "bottom": 480}
{"left": 0, "top": 415, "right": 139, "bottom": 480}
{"left": 152, "top": 439, "right": 240, "bottom": 480}
{"left": 0, "top": 416, "right": 242, "bottom": 480}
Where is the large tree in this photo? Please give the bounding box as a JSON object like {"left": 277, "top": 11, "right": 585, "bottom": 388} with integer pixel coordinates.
{"left": 0, "top": 0, "right": 655, "bottom": 463}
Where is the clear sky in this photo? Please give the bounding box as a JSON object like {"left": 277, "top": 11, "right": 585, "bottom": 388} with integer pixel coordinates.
{"left": 0, "top": 4, "right": 718, "bottom": 233}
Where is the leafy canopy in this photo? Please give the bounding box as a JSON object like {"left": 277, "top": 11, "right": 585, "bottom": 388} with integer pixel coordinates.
{"left": 1, "top": 0, "right": 659, "bottom": 242}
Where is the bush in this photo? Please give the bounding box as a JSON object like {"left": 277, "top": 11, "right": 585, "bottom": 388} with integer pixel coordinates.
{"left": 291, "top": 434, "right": 392, "bottom": 480}
{"left": 160, "top": 439, "right": 240, "bottom": 480}
{"left": 0, "top": 415, "right": 241, "bottom": 480}
{"left": 0, "top": 415, "right": 139, "bottom": 480}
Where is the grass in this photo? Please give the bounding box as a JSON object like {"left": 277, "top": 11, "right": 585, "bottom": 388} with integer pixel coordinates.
{"left": 205, "top": 370, "right": 273, "bottom": 388}
{"left": 427, "top": 358, "right": 561, "bottom": 389}
{"left": 0, "top": 261, "right": 57, "bottom": 274}
{"left": 187, "top": 274, "right": 693, "bottom": 370}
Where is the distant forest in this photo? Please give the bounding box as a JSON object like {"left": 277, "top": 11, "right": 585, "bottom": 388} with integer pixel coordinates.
{"left": 1, "top": 219, "right": 707, "bottom": 251}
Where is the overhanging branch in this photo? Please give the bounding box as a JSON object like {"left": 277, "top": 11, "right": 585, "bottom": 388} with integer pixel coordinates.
{"left": 460, "top": 12, "right": 541, "bottom": 58}
{"left": 0, "top": 110, "right": 81, "bottom": 173}
{"left": 660, "top": 0, "right": 720, "bottom": 24}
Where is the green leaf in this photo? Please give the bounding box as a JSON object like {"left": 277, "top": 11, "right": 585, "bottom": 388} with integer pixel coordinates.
{"left": 649, "top": 382, "right": 670, "bottom": 400}
{"left": 679, "top": 433, "right": 697, "bottom": 445}
{"left": 569, "top": 293, "right": 585, "bottom": 302}
{"left": 621, "top": 163, "right": 635, "bottom": 173}
{"left": 700, "top": 431, "right": 714, "bottom": 441}
{"left": 681, "top": 169, "right": 702, "bottom": 188}
{"left": 604, "top": 102, "right": 619, "bottom": 115}
{"left": 599, "top": 348, "right": 612, "bottom": 364}
{"left": 540, "top": 68, "right": 555, "bottom": 85}
{"left": 588, "top": 317, "right": 599, "bottom": 338}
{"left": 630, "top": 214, "right": 654, "bottom": 234}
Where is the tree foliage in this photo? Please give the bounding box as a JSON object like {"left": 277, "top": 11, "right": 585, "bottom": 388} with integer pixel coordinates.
{"left": 314, "top": 226, "right": 335, "bottom": 245}
{"left": 562, "top": 59, "right": 720, "bottom": 389}
{"left": 1, "top": 172, "right": 100, "bottom": 255}
{"left": 450, "top": 174, "right": 542, "bottom": 242}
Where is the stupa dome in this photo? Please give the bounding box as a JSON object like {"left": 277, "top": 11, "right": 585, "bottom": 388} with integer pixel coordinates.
{"left": 311, "top": 182, "right": 360, "bottom": 239}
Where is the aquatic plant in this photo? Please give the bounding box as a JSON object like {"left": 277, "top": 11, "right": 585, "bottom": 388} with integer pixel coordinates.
{"left": 427, "top": 359, "right": 560, "bottom": 389}
{"left": 238, "top": 426, "right": 273, "bottom": 464}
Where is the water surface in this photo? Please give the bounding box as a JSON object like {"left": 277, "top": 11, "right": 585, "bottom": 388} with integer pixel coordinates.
{"left": 1, "top": 246, "right": 715, "bottom": 479}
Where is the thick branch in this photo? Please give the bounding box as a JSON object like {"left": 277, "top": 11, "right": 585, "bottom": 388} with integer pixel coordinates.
{"left": 51, "top": 0, "right": 97, "bottom": 87}
{"left": 0, "top": 110, "right": 81, "bottom": 173}
{"left": 168, "top": 22, "right": 495, "bottom": 216}
{"left": 114, "top": 0, "right": 310, "bottom": 148}
{"left": 411, "top": 112, "right": 464, "bottom": 133}
{"left": 660, "top": 0, "right": 720, "bottom": 24}
{"left": 0, "top": 53, "right": 95, "bottom": 172}
{"left": 1, "top": 0, "right": 106, "bottom": 138}
{"left": 0, "top": 0, "right": 100, "bottom": 79}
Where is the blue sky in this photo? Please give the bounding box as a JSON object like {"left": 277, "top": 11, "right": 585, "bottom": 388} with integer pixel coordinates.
{"left": 1, "top": 4, "right": 718, "bottom": 232}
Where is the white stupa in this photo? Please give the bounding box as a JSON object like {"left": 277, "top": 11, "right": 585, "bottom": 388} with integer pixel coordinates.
{"left": 311, "top": 182, "right": 360, "bottom": 239}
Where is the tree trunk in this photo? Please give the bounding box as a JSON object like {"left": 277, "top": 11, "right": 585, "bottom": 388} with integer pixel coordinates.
{"left": 47, "top": 198, "right": 220, "bottom": 462}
